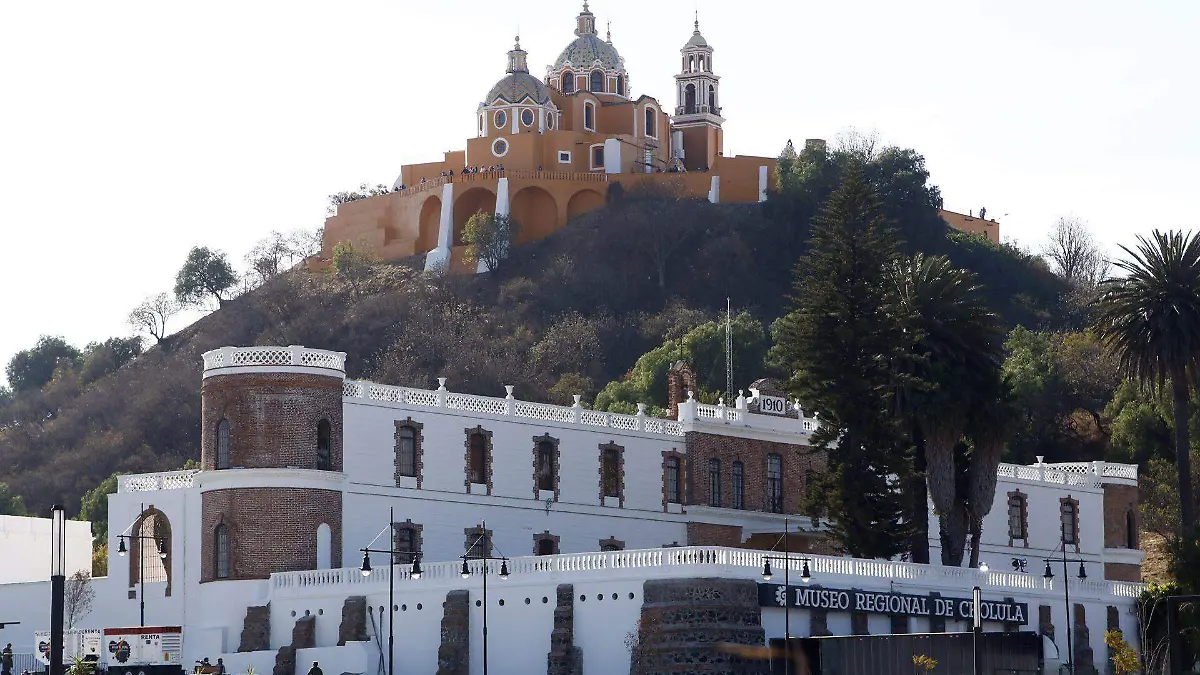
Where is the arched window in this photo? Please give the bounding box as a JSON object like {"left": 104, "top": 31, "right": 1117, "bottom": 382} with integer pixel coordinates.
{"left": 1126, "top": 510, "right": 1138, "bottom": 549}
{"left": 708, "top": 85, "right": 716, "bottom": 111}
{"left": 316, "top": 523, "right": 332, "bottom": 570}
{"left": 685, "top": 84, "right": 697, "bottom": 115}
{"left": 645, "top": 107, "right": 657, "bottom": 138}
{"left": 584, "top": 102, "right": 595, "bottom": 131}
{"left": 316, "top": 419, "right": 332, "bottom": 470}
{"left": 397, "top": 425, "right": 417, "bottom": 478}
{"left": 731, "top": 461, "right": 745, "bottom": 510}
{"left": 590, "top": 70, "right": 604, "bottom": 92}
{"left": 665, "top": 457, "right": 682, "bottom": 504}
{"left": 468, "top": 432, "right": 487, "bottom": 485}
{"left": 216, "top": 419, "right": 230, "bottom": 470}
{"left": 562, "top": 71, "right": 575, "bottom": 94}
{"left": 214, "top": 524, "right": 230, "bottom": 579}
{"left": 617, "top": 74, "right": 625, "bottom": 97}
{"left": 708, "top": 459, "right": 721, "bottom": 507}
{"left": 766, "top": 454, "right": 783, "bottom": 513}
{"left": 537, "top": 440, "right": 556, "bottom": 492}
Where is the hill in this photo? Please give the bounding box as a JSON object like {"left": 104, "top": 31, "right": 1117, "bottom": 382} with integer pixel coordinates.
{"left": 0, "top": 145, "right": 1071, "bottom": 517}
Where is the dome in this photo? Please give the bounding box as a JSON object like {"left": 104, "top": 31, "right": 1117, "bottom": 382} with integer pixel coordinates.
{"left": 685, "top": 30, "right": 708, "bottom": 48}
{"left": 485, "top": 72, "right": 551, "bottom": 105}
{"left": 554, "top": 34, "right": 623, "bottom": 71}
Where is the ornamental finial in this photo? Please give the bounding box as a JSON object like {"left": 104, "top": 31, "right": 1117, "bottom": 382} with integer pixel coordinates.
{"left": 695, "top": 9, "right": 700, "bottom": 32}
{"left": 606, "top": 20, "right": 611, "bottom": 42}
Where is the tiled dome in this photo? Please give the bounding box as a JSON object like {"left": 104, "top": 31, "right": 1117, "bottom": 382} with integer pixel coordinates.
{"left": 485, "top": 72, "right": 551, "bottom": 105}
{"left": 554, "top": 34, "right": 623, "bottom": 71}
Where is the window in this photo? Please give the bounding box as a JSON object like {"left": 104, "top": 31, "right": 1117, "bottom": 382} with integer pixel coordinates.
{"left": 708, "top": 85, "right": 716, "bottom": 110}
{"left": 397, "top": 425, "right": 417, "bottom": 478}
{"left": 732, "top": 461, "right": 745, "bottom": 510}
{"left": 214, "top": 525, "right": 229, "bottom": 579}
{"left": 558, "top": 151, "right": 572, "bottom": 164}
{"left": 685, "top": 84, "right": 697, "bottom": 114}
{"left": 562, "top": 71, "right": 575, "bottom": 94}
{"left": 394, "top": 526, "right": 419, "bottom": 564}
{"left": 1126, "top": 510, "right": 1138, "bottom": 549}
{"left": 464, "top": 526, "right": 492, "bottom": 559}
{"left": 708, "top": 459, "right": 722, "bottom": 507}
{"left": 536, "top": 536, "right": 557, "bottom": 556}
{"left": 491, "top": 138, "right": 509, "bottom": 157}
{"left": 767, "top": 454, "right": 783, "bottom": 513}
{"left": 617, "top": 74, "right": 625, "bottom": 96}
{"left": 666, "top": 457, "right": 682, "bottom": 504}
{"left": 537, "top": 440, "right": 556, "bottom": 492}
{"left": 494, "top": 110, "right": 508, "bottom": 128}
{"left": 602, "top": 446, "right": 621, "bottom": 499}
{"left": 1007, "top": 492, "right": 1028, "bottom": 541}
{"left": 584, "top": 102, "right": 595, "bottom": 131}
{"left": 590, "top": 70, "right": 603, "bottom": 92}
{"left": 600, "top": 538, "right": 624, "bottom": 552}
{"left": 216, "top": 419, "right": 230, "bottom": 470}
{"left": 645, "top": 107, "right": 657, "bottom": 138}
{"left": 469, "top": 432, "right": 488, "bottom": 484}
{"left": 1060, "top": 498, "right": 1078, "bottom": 545}
{"left": 547, "top": 114, "right": 555, "bottom": 130}
{"left": 590, "top": 145, "right": 604, "bottom": 171}
{"left": 316, "top": 419, "right": 331, "bottom": 471}
{"left": 478, "top": 114, "right": 484, "bottom": 136}
{"left": 521, "top": 108, "right": 534, "bottom": 126}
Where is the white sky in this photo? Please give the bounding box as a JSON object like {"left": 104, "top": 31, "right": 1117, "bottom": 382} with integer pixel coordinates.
{"left": 1, "top": 0, "right": 1197, "bottom": 384}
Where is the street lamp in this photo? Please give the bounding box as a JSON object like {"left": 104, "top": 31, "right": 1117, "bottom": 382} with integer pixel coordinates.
{"left": 49, "top": 505, "right": 66, "bottom": 675}
{"left": 116, "top": 503, "right": 168, "bottom": 627}
{"left": 760, "top": 517, "right": 812, "bottom": 675}
{"left": 1043, "top": 543, "right": 1088, "bottom": 674}
{"left": 460, "top": 521, "right": 509, "bottom": 675}
{"left": 359, "top": 506, "right": 422, "bottom": 675}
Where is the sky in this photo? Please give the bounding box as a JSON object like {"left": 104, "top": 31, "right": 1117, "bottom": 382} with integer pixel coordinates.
{"left": 1, "top": 0, "right": 1197, "bottom": 384}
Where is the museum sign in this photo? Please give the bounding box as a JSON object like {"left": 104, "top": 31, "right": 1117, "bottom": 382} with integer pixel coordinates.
{"left": 758, "top": 584, "right": 1028, "bottom": 625}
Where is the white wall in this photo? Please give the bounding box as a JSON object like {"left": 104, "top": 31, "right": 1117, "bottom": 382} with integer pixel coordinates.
{"left": 0, "top": 515, "right": 92, "bottom": 583}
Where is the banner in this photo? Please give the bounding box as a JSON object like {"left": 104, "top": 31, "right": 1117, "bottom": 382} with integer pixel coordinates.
{"left": 758, "top": 583, "right": 1028, "bottom": 625}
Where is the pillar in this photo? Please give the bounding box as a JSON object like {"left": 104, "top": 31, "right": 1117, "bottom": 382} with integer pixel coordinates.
{"left": 758, "top": 165, "right": 769, "bottom": 202}
{"left": 424, "top": 182, "right": 455, "bottom": 273}
{"left": 604, "top": 138, "right": 622, "bottom": 174}
{"left": 708, "top": 176, "right": 720, "bottom": 204}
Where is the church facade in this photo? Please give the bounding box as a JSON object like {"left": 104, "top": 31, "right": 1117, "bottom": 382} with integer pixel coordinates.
{"left": 319, "top": 4, "right": 777, "bottom": 273}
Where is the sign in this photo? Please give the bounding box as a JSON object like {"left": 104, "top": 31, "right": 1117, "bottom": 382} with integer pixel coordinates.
{"left": 756, "top": 395, "right": 789, "bottom": 416}
{"left": 758, "top": 583, "right": 1028, "bottom": 625}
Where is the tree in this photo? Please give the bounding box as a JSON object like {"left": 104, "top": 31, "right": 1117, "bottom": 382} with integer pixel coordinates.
{"left": 1044, "top": 216, "right": 1108, "bottom": 288}
{"left": 331, "top": 241, "right": 375, "bottom": 296}
{"left": 462, "top": 212, "right": 519, "bottom": 273}
{"left": 92, "top": 543, "right": 108, "bottom": 577}
{"left": 611, "top": 180, "right": 704, "bottom": 291}
{"left": 0, "top": 482, "right": 28, "bottom": 515}
{"left": 174, "top": 246, "right": 237, "bottom": 308}
{"left": 129, "top": 293, "right": 181, "bottom": 345}
{"left": 245, "top": 229, "right": 320, "bottom": 286}
{"left": 64, "top": 570, "right": 95, "bottom": 629}
{"left": 78, "top": 337, "right": 143, "bottom": 385}
{"left": 772, "top": 162, "right": 913, "bottom": 559}
{"left": 5, "top": 335, "right": 81, "bottom": 393}
{"left": 327, "top": 183, "right": 392, "bottom": 216}
{"left": 78, "top": 473, "right": 120, "bottom": 547}
{"left": 1094, "top": 230, "right": 1200, "bottom": 535}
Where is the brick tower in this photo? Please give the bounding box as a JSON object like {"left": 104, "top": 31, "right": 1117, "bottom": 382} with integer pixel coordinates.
{"left": 197, "top": 346, "right": 348, "bottom": 582}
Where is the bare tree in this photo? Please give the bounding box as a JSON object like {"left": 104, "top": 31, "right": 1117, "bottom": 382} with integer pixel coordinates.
{"left": 835, "top": 128, "right": 882, "bottom": 161}
{"left": 128, "top": 293, "right": 180, "bottom": 344}
{"left": 244, "top": 228, "right": 323, "bottom": 287}
{"left": 64, "top": 570, "right": 95, "bottom": 629}
{"left": 1043, "top": 216, "right": 1109, "bottom": 287}
{"left": 612, "top": 179, "right": 705, "bottom": 291}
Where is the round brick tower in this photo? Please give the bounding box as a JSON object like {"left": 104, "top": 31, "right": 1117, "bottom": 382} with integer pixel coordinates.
{"left": 197, "top": 346, "right": 347, "bottom": 582}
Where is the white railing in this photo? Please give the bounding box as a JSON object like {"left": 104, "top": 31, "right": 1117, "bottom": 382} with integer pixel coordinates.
{"left": 998, "top": 461, "right": 1138, "bottom": 486}
{"left": 202, "top": 346, "right": 346, "bottom": 374}
{"left": 270, "top": 546, "right": 1145, "bottom": 601}
{"left": 345, "top": 379, "right": 684, "bottom": 438}
{"left": 118, "top": 470, "right": 199, "bottom": 493}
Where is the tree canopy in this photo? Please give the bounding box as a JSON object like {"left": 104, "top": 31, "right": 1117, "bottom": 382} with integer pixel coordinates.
{"left": 174, "top": 246, "right": 238, "bottom": 308}
{"left": 5, "top": 335, "right": 81, "bottom": 393}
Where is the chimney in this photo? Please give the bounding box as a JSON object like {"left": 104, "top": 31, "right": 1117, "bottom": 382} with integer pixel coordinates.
{"left": 667, "top": 361, "right": 697, "bottom": 419}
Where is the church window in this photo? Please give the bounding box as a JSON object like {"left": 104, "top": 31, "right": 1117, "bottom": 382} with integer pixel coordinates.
{"left": 685, "top": 84, "right": 697, "bottom": 115}
{"left": 584, "top": 102, "right": 595, "bottom": 131}
{"left": 214, "top": 524, "right": 230, "bottom": 579}
{"left": 521, "top": 109, "right": 535, "bottom": 127}
{"left": 562, "top": 71, "right": 575, "bottom": 94}
{"left": 767, "top": 454, "right": 783, "bottom": 513}
{"left": 396, "top": 425, "right": 417, "bottom": 478}
{"left": 617, "top": 74, "right": 625, "bottom": 97}
{"left": 644, "top": 107, "right": 657, "bottom": 138}
{"left": 708, "top": 459, "right": 721, "bottom": 507}
{"left": 665, "top": 457, "right": 681, "bottom": 504}
{"left": 590, "top": 70, "right": 604, "bottom": 92}
{"left": 492, "top": 138, "right": 509, "bottom": 157}
{"left": 494, "top": 110, "right": 507, "bottom": 129}
{"left": 547, "top": 114, "right": 556, "bottom": 130}
{"left": 316, "top": 419, "right": 332, "bottom": 470}
{"left": 708, "top": 85, "right": 716, "bottom": 111}
{"left": 590, "top": 144, "right": 604, "bottom": 170}
{"left": 216, "top": 419, "right": 230, "bottom": 470}
{"left": 732, "top": 461, "right": 745, "bottom": 510}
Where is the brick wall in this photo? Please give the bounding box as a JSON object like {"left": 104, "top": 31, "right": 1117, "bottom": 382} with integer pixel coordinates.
{"left": 1103, "top": 484, "right": 1140, "bottom": 549}
{"left": 683, "top": 431, "right": 825, "bottom": 515}
{"left": 201, "top": 487, "right": 342, "bottom": 581}
{"left": 685, "top": 522, "right": 743, "bottom": 547}
{"left": 202, "top": 372, "right": 343, "bottom": 471}
{"left": 1104, "top": 563, "right": 1141, "bottom": 582}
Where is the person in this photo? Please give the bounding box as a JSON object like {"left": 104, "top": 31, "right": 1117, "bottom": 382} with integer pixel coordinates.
{"left": 216, "top": 658, "right": 226, "bottom": 675}
{"left": 2, "top": 643, "right": 13, "bottom": 675}
{"left": 307, "top": 662, "right": 323, "bottom": 675}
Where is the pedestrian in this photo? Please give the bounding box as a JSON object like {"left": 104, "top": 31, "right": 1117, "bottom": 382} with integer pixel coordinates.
{"left": 307, "top": 662, "right": 323, "bottom": 675}
{"left": 2, "top": 642, "right": 14, "bottom": 675}
{"left": 216, "top": 658, "right": 226, "bottom": 675}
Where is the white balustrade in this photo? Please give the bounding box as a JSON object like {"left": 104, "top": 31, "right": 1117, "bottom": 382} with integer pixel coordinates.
{"left": 202, "top": 346, "right": 346, "bottom": 373}
{"left": 118, "top": 470, "right": 199, "bottom": 493}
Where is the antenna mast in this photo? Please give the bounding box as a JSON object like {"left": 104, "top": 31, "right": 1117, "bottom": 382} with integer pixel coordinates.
{"left": 725, "top": 297, "right": 733, "bottom": 401}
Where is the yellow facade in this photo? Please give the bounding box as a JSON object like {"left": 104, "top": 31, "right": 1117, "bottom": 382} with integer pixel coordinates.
{"left": 939, "top": 209, "right": 1001, "bottom": 243}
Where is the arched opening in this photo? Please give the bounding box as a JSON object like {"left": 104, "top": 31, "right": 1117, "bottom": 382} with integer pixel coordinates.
{"left": 567, "top": 189, "right": 605, "bottom": 220}
{"left": 584, "top": 102, "right": 595, "bottom": 130}
{"left": 767, "top": 454, "right": 783, "bottom": 513}
{"left": 316, "top": 523, "right": 332, "bottom": 570}
{"left": 216, "top": 419, "right": 230, "bottom": 469}
{"left": 452, "top": 188, "right": 497, "bottom": 246}
{"left": 708, "top": 85, "right": 716, "bottom": 111}
{"left": 129, "top": 508, "right": 172, "bottom": 595}
{"left": 590, "top": 71, "right": 603, "bottom": 93}
{"left": 416, "top": 195, "right": 442, "bottom": 253}
{"left": 536, "top": 537, "right": 557, "bottom": 556}
{"left": 1126, "top": 510, "right": 1138, "bottom": 549}
{"left": 316, "top": 419, "right": 332, "bottom": 471}
{"left": 645, "top": 108, "right": 657, "bottom": 138}
{"left": 617, "top": 74, "right": 625, "bottom": 97}
{"left": 685, "top": 84, "right": 697, "bottom": 115}
{"left": 562, "top": 71, "right": 575, "bottom": 94}
{"left": 511, "top": 186, "right": 558, "bottom": 244}
{"left": 214, "top": 524, "right": 230, "bottom": 579}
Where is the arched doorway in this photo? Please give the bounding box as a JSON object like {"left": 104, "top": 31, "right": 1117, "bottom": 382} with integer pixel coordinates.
{"left": 416, "top": 195, "right": 442, "bottom": 252}
{"left": 316, "top": 523, "right": 332, "bottom": 570}
{"left": 453, "top": 188, "right": 497, "bottom": 245}
{"left": 511, "top": 186, "right": 558, "bottom": 243}
{"left": 567, "top": 189, "right": 605, "bottom": 220}
{"left": 128, "top": 507, "right": 173, "bottom": 596}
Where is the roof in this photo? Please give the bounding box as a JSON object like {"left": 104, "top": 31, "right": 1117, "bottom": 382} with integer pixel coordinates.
{"left": 554, "top": 34, "right": 623, "bottom": 71}
{"left": 485, "top": 72, "right": 551, "bottom": 105}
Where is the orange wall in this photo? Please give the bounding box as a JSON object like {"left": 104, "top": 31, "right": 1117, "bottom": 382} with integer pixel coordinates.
{"left": 939, "top": 209, "right": 1000, "bottom": 243}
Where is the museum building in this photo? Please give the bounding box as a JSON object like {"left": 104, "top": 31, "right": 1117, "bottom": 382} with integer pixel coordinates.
{"left": 0, "top": 346, "right": 1146, "bottom": 675}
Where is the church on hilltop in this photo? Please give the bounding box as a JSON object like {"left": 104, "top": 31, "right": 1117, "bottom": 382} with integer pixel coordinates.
{"left": 319, "top": 3, "right": 779, "bottom": 273}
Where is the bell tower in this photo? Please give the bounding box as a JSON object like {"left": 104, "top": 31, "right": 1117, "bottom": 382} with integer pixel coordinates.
{"left": 672, "top": 14, "right": 724, "bottom": 172}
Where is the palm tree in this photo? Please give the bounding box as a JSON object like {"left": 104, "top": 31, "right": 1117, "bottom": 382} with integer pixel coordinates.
{"left": 1094, "top": 230, "right": 1200, "bottom": 534}
{"left": 885, "top": 254, "right": 1003, "bottom": 565}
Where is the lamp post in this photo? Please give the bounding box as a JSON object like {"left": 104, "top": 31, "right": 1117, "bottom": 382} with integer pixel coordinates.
{"left": 116, "top": 503, "right": 168, "bottom": 627}
{"left": 760, "top": 517, "right": 812, "bottom": 675}
{"left": 460, "top": 521, "right": 509, "bottom": 675}
{"left": 49, "top": 505, "right": 66, "bottom": 675}
{"left": 1043, "top": 544, "right": 1088, "bottom": 674}
{"left": 971, "top": 586, "right": 982, "bottom": 675}
{"left": 360, "top": 506, "right": 423, "bottom": 675}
